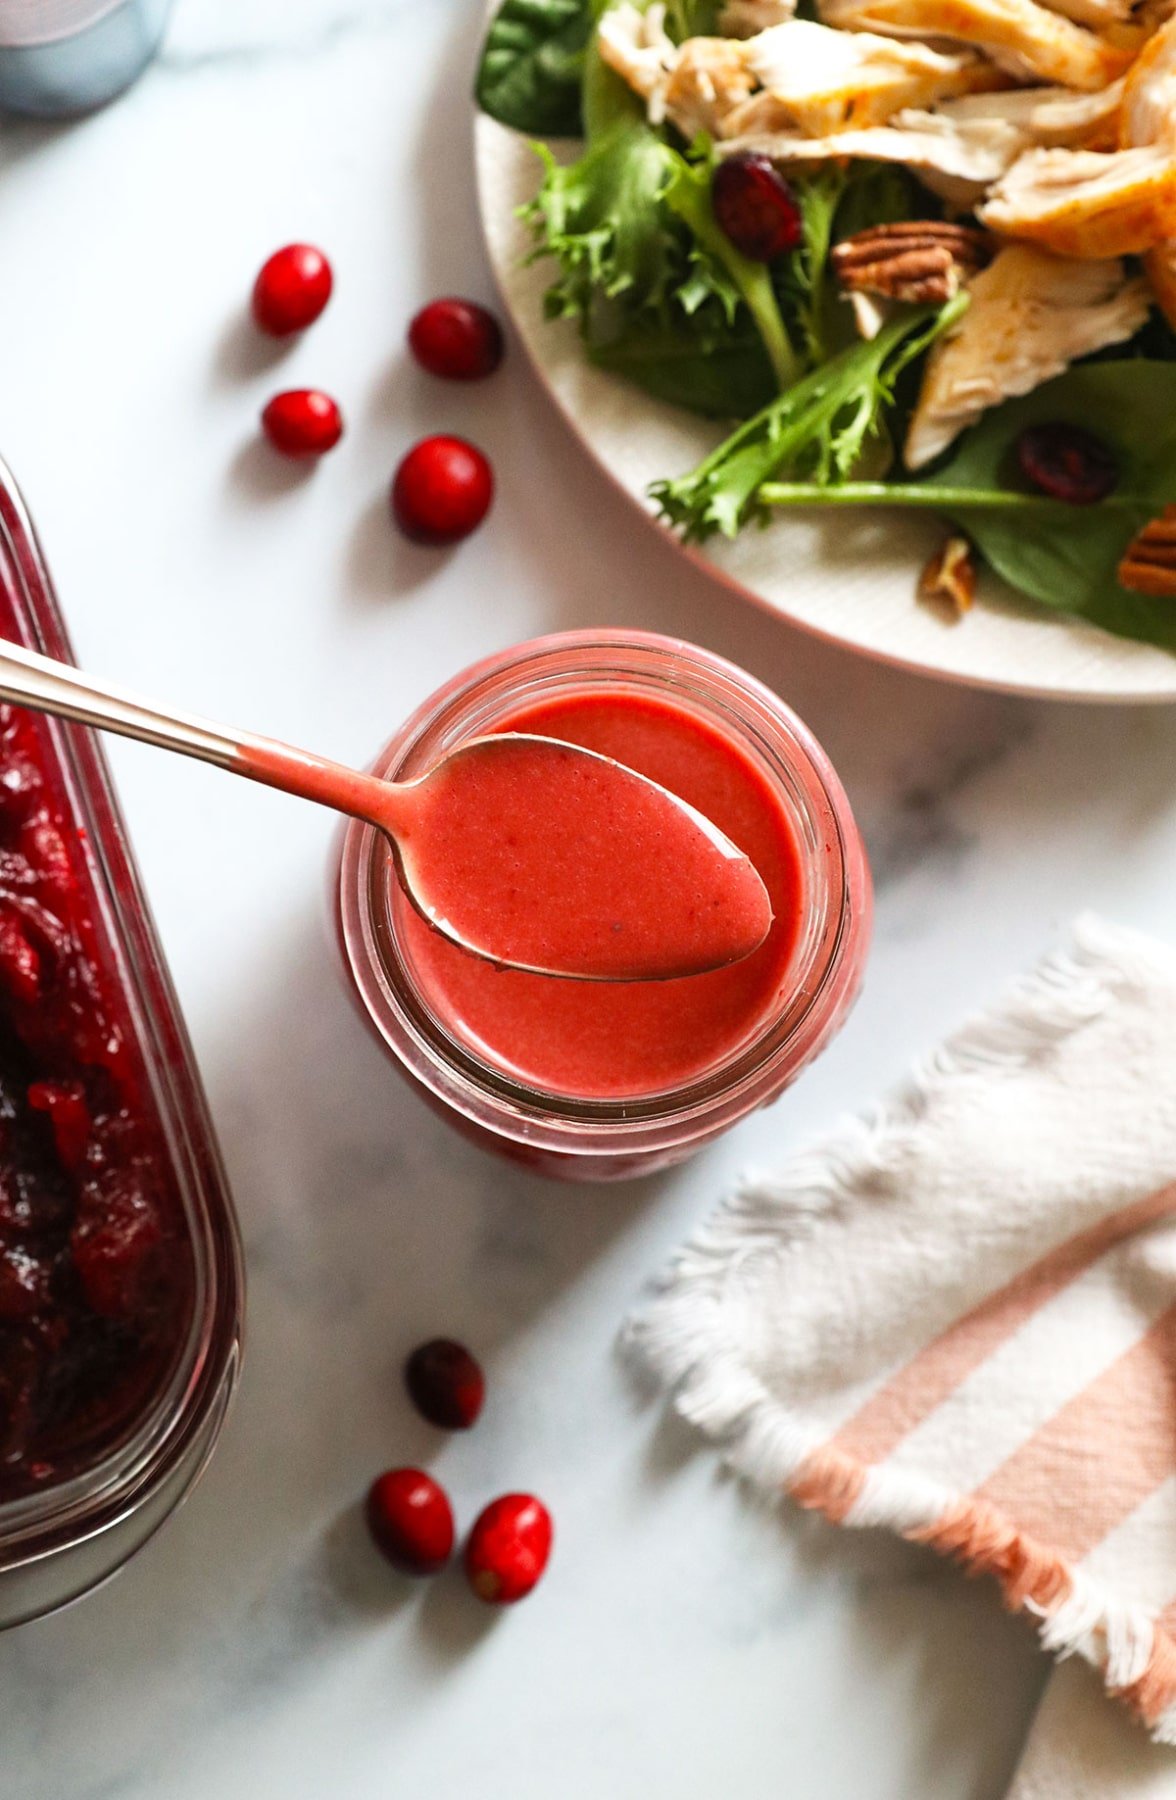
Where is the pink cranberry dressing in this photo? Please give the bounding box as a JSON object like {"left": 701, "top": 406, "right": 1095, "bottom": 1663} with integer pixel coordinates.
{"left": 390, "top": 732, "right": 772, "bottom": 981}
{"left": 0, "top": 690, "right": 192, "bottom": 1502}
{"left": 394, "top": 689, "right": 806, "bottom": 1099}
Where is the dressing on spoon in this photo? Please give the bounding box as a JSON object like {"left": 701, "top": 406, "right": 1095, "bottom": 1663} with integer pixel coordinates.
{"left": 0, "top": 639, "right": 772, "bottom": 982}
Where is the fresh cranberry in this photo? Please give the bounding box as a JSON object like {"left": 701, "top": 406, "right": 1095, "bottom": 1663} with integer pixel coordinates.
{"left": 366, "top": 1467, "right": 455, "bottom": 1575}
{"left": 391, "top": 436, "right": 494, "bottom": 545}
{"left": 251, "top": 244, "right": 333, "bottom": 337}
{"left": 464, "top": 1493, "right": 553, "bottom": 1604}
{"left": 261, "top": 390, "right": 344, "bottom": 459}
{"left": 405, "top": 1338, "right": 485, "bottom": 1430}
{"left": 712, "top": 154, "right": 802, "bottom": 263}
{"left": 1016, "top": 422, "right": 1118, "bottom": 505}
{"left": 28, "top": 1081, "right": 91, "bottom": 1171}
{"left": 408, "top": 299, "right": 504, "bottom": 380}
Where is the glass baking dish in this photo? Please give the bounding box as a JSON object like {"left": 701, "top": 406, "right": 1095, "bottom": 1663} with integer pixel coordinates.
{"left": 0, "top": 461, "right": 243, "bottom": 1627}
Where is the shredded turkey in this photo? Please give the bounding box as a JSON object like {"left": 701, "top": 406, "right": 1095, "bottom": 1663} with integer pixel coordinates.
{"left": 721, "top": 21, "right": 997, "bottom": 135}
{"left": 663, "top": 37, "right": 759, "bottom": 135}
{"left": 719, "top": 110, "right": 1031, "bottom": 205}
{"left": 934, "top": 78, "right": 1124, "bottom": 147}
{"left": 596, "top": 3, "right": 679, "bottom": 117}
{"left": 1034, "top": 0, "right": 1134, "bottom": 30}
{"left": 1122, "top": 13, "right": 1176, "bottom": 143}
{"left": 597, "top": 11, "right": 760, "bottom": 138}
{"left": 904, "top": 244, "right": 1151, "bottom": 466}
{"left": 721, "top": 81, "right": 1129, "bottom": 208}
{"left": 1135, "top": 0, "right": 1176, "bottom": 37}
{"left": 1117, "top": 15, "right": 1176, "bottom": 324}
{"left": 978, "top": 141, "right": 1176, "bottom": 255}
{"left": 819, "top": 0, "right": 1132, "bottom": 91}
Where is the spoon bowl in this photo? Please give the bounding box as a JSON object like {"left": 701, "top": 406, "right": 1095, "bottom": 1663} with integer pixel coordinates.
{"left": 0, "top": 640, "right": 773, "bottom": 982}
{"left": 374, "top": 733, "right": 774, "bottom": 981}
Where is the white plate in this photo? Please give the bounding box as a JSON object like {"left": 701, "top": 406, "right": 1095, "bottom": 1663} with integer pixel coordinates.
{"left": 476, "top": 112, "right": 1176, "bottom": 703}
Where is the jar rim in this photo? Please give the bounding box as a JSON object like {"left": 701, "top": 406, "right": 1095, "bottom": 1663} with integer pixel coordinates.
{"left": 339, "top": 631, "right": 868, "bottom": 1161}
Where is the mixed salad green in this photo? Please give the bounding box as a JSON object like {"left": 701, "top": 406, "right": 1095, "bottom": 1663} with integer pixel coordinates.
{"left": 476, "top": 0, "right": 1176, "bottom": 653}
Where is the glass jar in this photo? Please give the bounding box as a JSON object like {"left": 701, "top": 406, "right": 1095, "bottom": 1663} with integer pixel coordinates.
{"left": 0, "top": 462, "right": 243, "bottom": 1627}
{"left": 0, "top": 0, "right": 172, "bottom": 118}
{"left": 337, "top": 631, "right": 871, "bottom": 1181}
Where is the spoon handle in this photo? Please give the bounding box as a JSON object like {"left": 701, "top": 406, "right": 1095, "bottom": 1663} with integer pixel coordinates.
{"left": 0, "top": 637, "right": 401, "bottom": 829}
{"left": 0, "top": 636, "right": 245, "bottom": 765}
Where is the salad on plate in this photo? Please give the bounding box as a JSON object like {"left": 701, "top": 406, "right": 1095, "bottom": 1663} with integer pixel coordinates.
{"left": 475, "top": 0, "right": 1176, "bottom": 651}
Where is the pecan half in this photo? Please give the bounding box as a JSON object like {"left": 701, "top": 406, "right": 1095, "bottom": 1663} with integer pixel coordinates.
{"left": 1118, "top": 505, "right": 1176, "bottom": 596}
{"left": 918, "top": 533, "right": 976, "bottom": 618}
{"left": 832, "top": 221, "right": 994, "bottom": 306}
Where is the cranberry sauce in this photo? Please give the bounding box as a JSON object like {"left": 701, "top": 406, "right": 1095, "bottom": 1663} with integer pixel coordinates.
{"left": 0, "top": 695, "right": 193, "bottom": 1502}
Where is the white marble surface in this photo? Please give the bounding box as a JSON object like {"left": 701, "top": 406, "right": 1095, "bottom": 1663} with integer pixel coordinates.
{"left": 3, "top": 3, "right": 1176, "bottom": 1795}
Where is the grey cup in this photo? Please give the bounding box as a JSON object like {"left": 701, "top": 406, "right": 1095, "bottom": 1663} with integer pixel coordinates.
{"left": 0, "top": 0, "right": 173, "bottom": 117}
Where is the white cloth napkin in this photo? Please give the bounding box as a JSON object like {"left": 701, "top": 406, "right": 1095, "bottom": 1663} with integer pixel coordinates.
{"left": 627, "top": 917, "right": 1176, "bottom": 1792}
{"left": 1010, "top": 1659, "right": 1176, "bottom": 1797}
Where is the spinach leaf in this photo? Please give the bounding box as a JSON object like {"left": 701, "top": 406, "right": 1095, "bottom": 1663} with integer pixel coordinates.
{"left": 921, "top": 363, "right": 1176, "bottom": 651}
{"left": 751, "top": 363, "right": 1176, "bottom": 653}
{"left": 476, "top": 0, "right": 594, "bottom": 137}
{"left": 591, "top": 327, "right": 776, "bottom": 416}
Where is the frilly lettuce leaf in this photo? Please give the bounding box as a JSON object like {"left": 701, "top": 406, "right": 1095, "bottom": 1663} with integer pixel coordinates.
{"left": 523, "top": 124, "right": 683, "bottom": 325}
{"left": 521, "top": 101, "right": 802, "bottom": 407}
{"left": 654, "top": 298, "right": 965, "bottom": 538}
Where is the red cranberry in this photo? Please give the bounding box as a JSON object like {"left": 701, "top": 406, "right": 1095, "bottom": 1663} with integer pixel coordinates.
{"left": 408, "top": 298, "right": 504, "bottom": 380}
{"left": 405, "top": 1338, "right": 485, "bottom": 1430}
{"left": 391, "top": 436, "right": 494, "bottom": 545}
{"left": 366, "top": 1467, "right": 455, "bottom": 1575}
{"left": 465, "top": 1493, "right": 553, "bottom": 1604}
{"left": 712, "top": 154, "right": 802, "bottom": 263}
{"left": 261, "top": 390, "right": 344, "bottom": 459}
{"left": 1016, "top": 422, "right": 1118, "bottom": 505}
{"left": 251, "top": 244, "right": 333, "bottom": 337}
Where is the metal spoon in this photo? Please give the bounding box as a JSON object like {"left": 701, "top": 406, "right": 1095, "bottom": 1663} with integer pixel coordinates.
{"left": 0, "top": 639, "right": 773, "bottom": 982}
